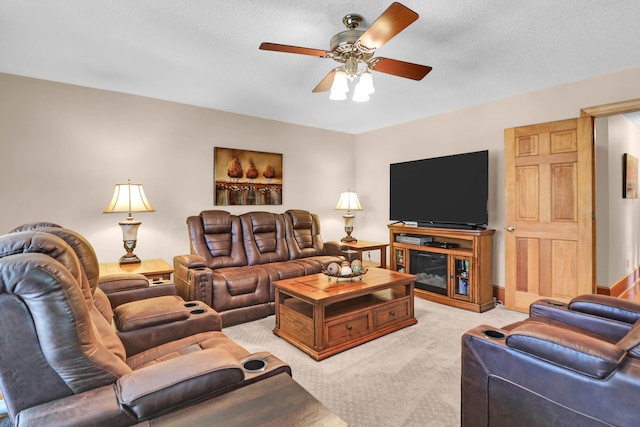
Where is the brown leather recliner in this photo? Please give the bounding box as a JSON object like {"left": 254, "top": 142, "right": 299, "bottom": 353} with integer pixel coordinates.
{"left": 0, "top": 231, "right": 290, "bottom": 426}
{"left": 461, "top": 295, "right": 640, "bottom": 427}
{"left": 9, "top": 224, "right": 222, "bottom": 356}
{"left": 10, "top": 222, "right": 178, "bottom": 308}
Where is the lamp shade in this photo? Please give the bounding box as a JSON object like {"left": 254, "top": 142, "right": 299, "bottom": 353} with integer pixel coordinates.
{"left": 335, "top": 189, "right": 363, "bottom": 212}
{"left": 103, "top": 180, "right": 155, "bottom": 218}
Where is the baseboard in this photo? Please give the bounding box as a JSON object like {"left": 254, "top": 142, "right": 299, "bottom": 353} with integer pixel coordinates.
{"left": 598, "top": 265, "right": 640, "bottom": 297}
{"left": 496, "top": 267, "right": 639, "bottom": 301}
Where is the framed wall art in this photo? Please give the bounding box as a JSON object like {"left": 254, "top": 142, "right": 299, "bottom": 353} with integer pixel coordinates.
{"left": 623, "top": 153, "right": 638, "bottom": 199}
{"left": 214, "top": 147, "right": 283, "bottom": 205}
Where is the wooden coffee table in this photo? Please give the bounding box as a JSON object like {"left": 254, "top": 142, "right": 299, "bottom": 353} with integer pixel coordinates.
{"left": 273, "top": 268, "right": 417, "bottom": 360}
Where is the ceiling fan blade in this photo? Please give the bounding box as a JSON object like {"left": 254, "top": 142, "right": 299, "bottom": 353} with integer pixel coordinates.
{"left": 370, "top": 57, "right": 432, "bottom": 80}
{"left": 312, "top": 70, "right": 336, "bottom": 92}
{"left": 259, "top": 42, "right": 330, "bottom": 58}
{"left": 357, "top": 2, "right": 419, "bottom": 50}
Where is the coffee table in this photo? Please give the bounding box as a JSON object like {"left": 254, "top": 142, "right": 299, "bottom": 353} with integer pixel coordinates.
{"left": 273, "top": 268, "right": 417, "bottom": 360}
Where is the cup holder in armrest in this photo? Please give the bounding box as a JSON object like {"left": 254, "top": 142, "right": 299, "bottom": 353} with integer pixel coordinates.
{"left": 190, "top": 309, "right": 206, "bottom": 315}
{"left": 482, "top": 329, "right": 506, "bottom": 340}
{"left": 545, "top": 300, "right": 565, "bottom": 307}
{"left": 243, "top": 358, "right": 268, "bottom": 373}
{"left": 184, "top": 302, "right": 198, "bottom": 308}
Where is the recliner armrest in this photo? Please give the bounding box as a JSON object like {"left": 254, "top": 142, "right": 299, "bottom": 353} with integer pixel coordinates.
{"left": 173, "top": 255, "right": 213, "bottom": 305}
{"left": 116, "top": 348, "right": 245, "bottom": 420}
{"left": 15, "top": 385, "right": 132, "bottom": 427}
{"left": 506, "top": 322, "right": 626, "bottom": 379}
{"left": 174, "top": 254, "right": 207, "bottom": 269}
{"left": 324, "top": 241, "right": 348, "bottom": 255}
{"left": 98, "top": 273, "right": 151, "bottom": 292}
{"left": 114, "top": 296, "right": 189, "bottom": 331}
{"left": 98, "top": 273, "right": 177, "bottom": 308}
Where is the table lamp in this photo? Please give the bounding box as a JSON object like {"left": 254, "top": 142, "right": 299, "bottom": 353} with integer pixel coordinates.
{"left": 103, "top": 179, "right": 155, "bottom": 264}
{"left": 335, "top": 188, "right": 363, "bottom": 242}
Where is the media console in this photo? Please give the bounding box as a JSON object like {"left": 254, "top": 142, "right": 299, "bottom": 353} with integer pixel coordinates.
{"left": 388, "top": 224, "right": 495, "bottom": 312}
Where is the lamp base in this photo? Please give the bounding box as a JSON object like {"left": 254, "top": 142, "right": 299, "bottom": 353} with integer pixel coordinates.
{"left": 341, "top": 225, "right": 357, "bottom": 243}
{"left": 119, "top": 254, "right": 141, "bottom": 265}
{"left": 119, "top": 237, "right": 141, "bottom": 265}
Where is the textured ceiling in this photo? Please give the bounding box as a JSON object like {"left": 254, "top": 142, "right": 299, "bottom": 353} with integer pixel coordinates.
{"left": 1, "top": 1, "right": 639, "bottom": 134}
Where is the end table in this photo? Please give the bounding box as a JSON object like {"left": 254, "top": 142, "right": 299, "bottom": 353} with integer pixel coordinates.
{"left": 98, "top": 258, "right": 174, "bottom": 281}
{"left": 342, "top": 240, "right": 389, "bottom": 269}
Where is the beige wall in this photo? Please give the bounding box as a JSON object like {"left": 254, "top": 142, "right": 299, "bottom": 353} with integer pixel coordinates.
{"left": 0, "top": 73, "right": 355, "bottom": 263}
{"left": 354, "top": 67, "right": 640, "bottom": 288}
{"left": 3, "top": 67, "right": 640, "bottom": 289}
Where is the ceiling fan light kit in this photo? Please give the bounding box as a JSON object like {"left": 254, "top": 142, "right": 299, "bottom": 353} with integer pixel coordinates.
{"left": 259, "top": 2, "right": 432, "bottom": 103}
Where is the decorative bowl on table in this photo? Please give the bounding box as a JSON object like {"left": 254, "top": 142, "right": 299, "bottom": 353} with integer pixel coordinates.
{"left": 322, "top": 261, "right": 368, "bottom": 282}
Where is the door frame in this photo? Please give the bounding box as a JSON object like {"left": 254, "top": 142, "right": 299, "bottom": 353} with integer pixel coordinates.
{"left": 581, "top": 98, "right": 640, "bottom": 296}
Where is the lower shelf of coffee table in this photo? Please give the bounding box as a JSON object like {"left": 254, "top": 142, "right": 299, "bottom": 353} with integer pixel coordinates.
{"left": 275, "top": 288, "right": 416, "bottom": 360}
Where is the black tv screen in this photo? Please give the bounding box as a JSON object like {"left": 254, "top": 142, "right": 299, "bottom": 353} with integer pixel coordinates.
{"left": 389, "top": 150, "right": 489, "bottom": 229}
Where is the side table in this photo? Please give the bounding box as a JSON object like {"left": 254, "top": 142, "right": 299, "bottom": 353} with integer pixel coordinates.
{"left": 98, "top": 258, "right": 174, "bottom": 281}
{"left": 342, "top": 240, "right": 389, "bottom": 269}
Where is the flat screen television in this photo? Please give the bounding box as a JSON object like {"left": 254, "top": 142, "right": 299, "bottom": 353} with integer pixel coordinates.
{"left": 389, "top": 150, "right": 489, "bottom": 229}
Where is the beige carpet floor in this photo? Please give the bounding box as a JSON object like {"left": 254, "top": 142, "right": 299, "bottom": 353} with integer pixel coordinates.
{"left": 224, "top": 297, "right": 527, "bottom": 427}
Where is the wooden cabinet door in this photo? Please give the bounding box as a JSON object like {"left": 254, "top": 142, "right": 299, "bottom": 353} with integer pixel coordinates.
{"left": 504, "top": 117, "right": 594, "bottom": 312}
{"left": 450, "top": 256, "right": 472, "bottom": 302}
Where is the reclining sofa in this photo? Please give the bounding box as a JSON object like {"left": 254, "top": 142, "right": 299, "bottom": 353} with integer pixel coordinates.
{"left": 461, "top": 294, "right": 640, "bottom": 426}
{"left": 174, "top": 209, "right": 348, "bottom": 326}
{"left": 0, "top": 229, "right": 291, "bottom": 426}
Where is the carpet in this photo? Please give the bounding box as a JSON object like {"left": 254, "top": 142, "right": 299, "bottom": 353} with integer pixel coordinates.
{"left": 224, "top": 297, "right": 527, "bottom": 427}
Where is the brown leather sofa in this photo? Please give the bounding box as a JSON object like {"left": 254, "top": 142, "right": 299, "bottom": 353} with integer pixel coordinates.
{"left": 0, "top": 230, "right": 291, "bottom": 426}
{"left": 174, "top": 209, "right": 348, "bottom": 326}
{"left": 461, "top": 295, "right": 640, "bottom": 427}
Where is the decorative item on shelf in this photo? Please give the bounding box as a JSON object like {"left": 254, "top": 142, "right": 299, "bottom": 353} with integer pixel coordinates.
{"left": 103, "top": 179, "right": 155, "bottom": 265}
{"left": 322, "top": 260, "right": 367, "bottom": 282}
{"left": 335, "top": 188, "right": 363, "bottom": 242}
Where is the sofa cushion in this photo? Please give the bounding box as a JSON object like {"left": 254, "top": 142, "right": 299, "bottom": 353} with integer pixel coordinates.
{"left": 188, "top": 211, "right": 247, "bottom": 268}
{"left": 284, "top": 209, "right": 326, "bottom": 260}
{"left": 241, "top": 212, "right": 289, "bottom": 265}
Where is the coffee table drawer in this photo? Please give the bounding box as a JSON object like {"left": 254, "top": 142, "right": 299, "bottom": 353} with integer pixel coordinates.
{"left": 374, "top": 298, "right": 410, "bottom": 329}
{"left": 325, "top": 312, "right": 371, "bottom": 346}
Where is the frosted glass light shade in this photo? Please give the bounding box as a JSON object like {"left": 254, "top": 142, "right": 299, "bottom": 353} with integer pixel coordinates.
{"left": 330, "top": 70, "right": 349, "bottom": 93}
{"left": 329, "top": 89, "right": 347, "bottom": 100}
{"left": 352, "top": 81, "right": 370, "bottom": 102}
{"left": 359, "top": 70, "right": 375, "bottom": 94}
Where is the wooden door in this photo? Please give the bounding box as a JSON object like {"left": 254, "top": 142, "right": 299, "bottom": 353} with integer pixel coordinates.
{"left": 504, "top": 117, "right": 594, "bottom": 312}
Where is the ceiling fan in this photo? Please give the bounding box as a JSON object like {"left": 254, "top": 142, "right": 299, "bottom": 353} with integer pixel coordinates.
{"left": 259, "top": 2, "right": 432, "bottom": 101}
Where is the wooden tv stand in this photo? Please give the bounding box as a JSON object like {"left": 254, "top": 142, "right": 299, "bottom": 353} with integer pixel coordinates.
{"left": 389, "top": 224, "right": 495, "bottom": 312}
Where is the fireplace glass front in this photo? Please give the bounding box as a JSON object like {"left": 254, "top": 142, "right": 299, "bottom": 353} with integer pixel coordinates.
{"left": 410, "top": 250, "right": 448, "bottom": 296}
